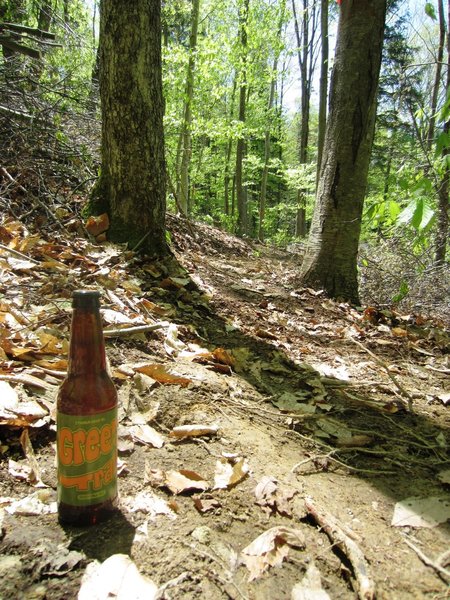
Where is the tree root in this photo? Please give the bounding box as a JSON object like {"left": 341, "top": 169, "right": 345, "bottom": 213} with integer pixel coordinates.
{"left": 304, "top": 496, "right": 376, "bottom": 600}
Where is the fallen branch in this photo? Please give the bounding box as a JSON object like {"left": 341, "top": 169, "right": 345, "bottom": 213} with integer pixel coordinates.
{"left": 0, "top": 242, "right": 40, "bottom": 265}
{"left": 403, "top": 538, "right": 450, "bottom": 583}
{"left": 304, "top": 496, "right": 375, "bottom": 600}
{"left": 0, "top": 166, "right": 27, "bottom": 194}
{"left": 0, "top": 373, "right": 55, "bottom": 391}
{"left": 103, "top": 322, "right": 170, "bottom": 337}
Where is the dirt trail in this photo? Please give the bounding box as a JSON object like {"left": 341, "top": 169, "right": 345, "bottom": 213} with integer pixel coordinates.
{"left": 0, "top": 215, "right": 449, "bottom": 599}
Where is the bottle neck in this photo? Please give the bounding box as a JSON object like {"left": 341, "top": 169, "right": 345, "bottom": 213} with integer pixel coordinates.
{"left": 67, "top": 307, "right": 107, "bottom": 376}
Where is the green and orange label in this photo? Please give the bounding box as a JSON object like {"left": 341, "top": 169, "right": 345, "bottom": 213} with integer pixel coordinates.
{"left": 57, "top": 408, "right": 117, "bottom": 507}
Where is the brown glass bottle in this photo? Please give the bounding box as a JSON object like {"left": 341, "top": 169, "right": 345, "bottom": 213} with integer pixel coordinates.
{"left": 57, "top": 290, "right": 118, "bottom": 526}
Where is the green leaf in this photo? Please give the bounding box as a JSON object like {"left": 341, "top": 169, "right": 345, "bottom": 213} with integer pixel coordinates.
{"left": 392, "top": 281, "right": 409, "bottom": 304}
{"left": 411, "top": 198, "right": 424, "bottom": 229}
{"left": 397, "top": 201, "right": 416, "bottom": 225}
{"left": 388, "top": 200, "right": 400, "bottom": 221}
{"left": 425, "top": 2, "right": 437, "bottom": 19}
{"left": 436, "top": 131, "right": 450, "bottom": 155}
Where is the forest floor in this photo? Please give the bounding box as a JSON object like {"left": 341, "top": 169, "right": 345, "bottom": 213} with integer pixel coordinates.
{"left": 0, "top": 210, "right": 449, "bottom": 600}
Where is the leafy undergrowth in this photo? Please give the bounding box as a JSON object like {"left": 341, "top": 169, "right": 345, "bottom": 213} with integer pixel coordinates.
{"left": 0, "top": 210, "right": 449, "bottom": 599}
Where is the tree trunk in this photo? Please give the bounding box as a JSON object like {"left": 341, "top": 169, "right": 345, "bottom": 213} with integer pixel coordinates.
{"left": 224, "top": 78, "right": 237, "bottom": 217}
{"left": 236, "top": 0, "right": 249, "bottom": 237}
{"left": 316, "top": 0, "right": 328, "bottom": 183}
{"left": 300, "top": 0, "right": 387, "bottom": 303}
{"left": 178, "top": 0, "right": 200, "bottom": 215}
{"left": 292, "top": 0, "right": 318, "bottom": 237}
{"left": 259, "top": 6, "right": 284, "bottom": 242}
{"left": 435, "top": 0, "right": 449, "bottom": 264}
{"left": 94, "top": 0, "right": 167, "bottom": 256}
{"left": 427, "top": 0, "right": 445, "bottom": 152}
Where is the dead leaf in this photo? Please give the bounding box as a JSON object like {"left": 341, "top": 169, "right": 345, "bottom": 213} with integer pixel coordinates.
{"left": 8, "top": 459, "right": 33, "bottom": 482}
{"left": 5, "top": 489, "right": 57, "bottom": 516}
{"left": 165, "top": 469, "right": 209, "bottom": 495}
{"left": 391, "top": 496, "right": 450, "bottom": 528}
{"left": 85, "top": 213, "right": 110, "bottom": 237}
{"left": 254, "top": 476, "right": 298, "bottom": 517}
{"left": 291, "top": 561, "right": 331, "bottom": 600}
{"left": 122, "top": 490, "right": 177, "bottom": 519}
{"left": 164, "top": 323, "right": 187, "bottom": 356}
{"left": 212, "top": 347, "right": 235, "bottom": 367}
{"left": 193, "top": 496, "right": 222, "bottom": 514}
{"left": 169, "top": 424, "right": 219, "bottom": 439}
{"left": 241, "top": 526, "right": 305, "bottom": 581}
{"left": 19, "top": 428, "right": 47, "bottom": 487}
{"left": 129, "top": 424, "right": 165, "bottom": 448}
{"left": 135, "top": 364, "right": 192, "bottom": 387}
{"left": 391, "top": 327, "right": 408, "bottom": 338}
{"left": 213, "top": 457, "right": 249, "bottom": 490}
{"left": 437, "top": 392, "right": 450, "bottom": 406}
{"left": 78, "top": 554, "right": 158, "bottom": 600}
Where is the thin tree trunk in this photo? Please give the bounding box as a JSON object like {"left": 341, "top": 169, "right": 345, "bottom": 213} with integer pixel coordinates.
{"left": 224, "top": 79, "right": 237, "bottom": 216}
{"left": 178, "top": 0, "right": 200, "bottom": 216}
{"left": 317, "top": 0, "right": 328, "bottom": 183}
{"left": 427, "top": 0, "right": 445, "bottom": 152}
{"left": 259, "top": 6, "right": 285, "bottom": 242}
{"left": 236, "top": 0, "right": 249, "bottom": 236}
{"left": 300, "top": 0, "right": 387, "bottom": 303}
{"left": 292, "top": 0, "right": 318, "bottom": 237}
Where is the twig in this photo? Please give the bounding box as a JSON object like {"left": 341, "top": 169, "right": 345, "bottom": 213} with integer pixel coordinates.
{"left": 0, "top": 242, "right": 40, "bottom": 265}
{"left": 0, "top": 166, "right": 27, "bottom": 194}
{"left": 348, "top": 337, "right": 413, "bottom": 411}
{"left": 0, "top": 373, "right": 55, "bottom": 391}
{"left": 304, "top": 497, "right": 376, "bottom": 600}
{"left": 103, "top": 322, "right": 170, "bottom": 337}
{"left": 403, "top": 538, "right": 450, "bottom": 583}
{"left": 291, "top": 450, "right": 397, "bottom": 476}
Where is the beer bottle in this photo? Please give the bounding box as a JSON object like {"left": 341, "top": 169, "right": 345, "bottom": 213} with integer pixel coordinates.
{"left": 57, "top": 290, "right": 118, "bottom": 525}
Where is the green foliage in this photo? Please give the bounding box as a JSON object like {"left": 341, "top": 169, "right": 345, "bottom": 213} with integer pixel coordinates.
{"left": 392, "top": 280, "right": 410, "bottom": 304}
{"left": 162, "top": 0, "right": 293, "bottom": 240}
{"left": 424, "top": 2, "right": 437, "bottom": 20}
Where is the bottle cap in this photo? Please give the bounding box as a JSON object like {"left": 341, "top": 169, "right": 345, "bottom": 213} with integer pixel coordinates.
{"left": 72, "top": 290, "right": 101, "bottom": 309}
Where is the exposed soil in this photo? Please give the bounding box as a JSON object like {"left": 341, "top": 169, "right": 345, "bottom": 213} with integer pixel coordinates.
{"left": 0, "top": 213, "right": 449, "bottom": 599}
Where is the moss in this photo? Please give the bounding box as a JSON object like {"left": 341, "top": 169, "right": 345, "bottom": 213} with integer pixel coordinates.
{"left": 82, "top": 177, "right": 110, "bottom": 218}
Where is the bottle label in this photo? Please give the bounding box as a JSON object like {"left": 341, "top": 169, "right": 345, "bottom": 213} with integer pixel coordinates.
{"left": 57, "top": 408, "right": 117, "bottom": 507}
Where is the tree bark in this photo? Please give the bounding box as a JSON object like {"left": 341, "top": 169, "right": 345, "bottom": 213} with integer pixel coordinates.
{"left": 177, "top": 0, "right": 200, "bottom": 215}
{"left": 258, "top": 6, "right": 285, "bottom": 242}
{"left": 300, "top": 0, "right": 387, "bottom": 303}
{"left": 435, "top": 0, "right": 449, "bottom": 264}
{"left": 316, "top": 0, "right": 328, "bottom": 183}
{"left": 236, "top": 0, "right": 249, "bottom": 237}
{"left": 94, "top": 0, "right": 168, "bottom": 256}
{"left": 427, "top": 0, "right": 445, "bottom": 152}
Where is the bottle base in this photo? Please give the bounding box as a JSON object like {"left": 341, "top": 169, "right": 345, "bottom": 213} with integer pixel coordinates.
{"left": 58, "top": 497, "right": 118, "bottom": 527}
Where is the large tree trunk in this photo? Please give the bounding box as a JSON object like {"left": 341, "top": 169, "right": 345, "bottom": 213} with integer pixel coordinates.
{"left": 435, "top": 0, "right": 449, "bottom": 264}
{"left": 300, "top": 0, "right": 386, "bottom": 303}
{"left": 94, "top": 0, "right": 167, "bottom": 256}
